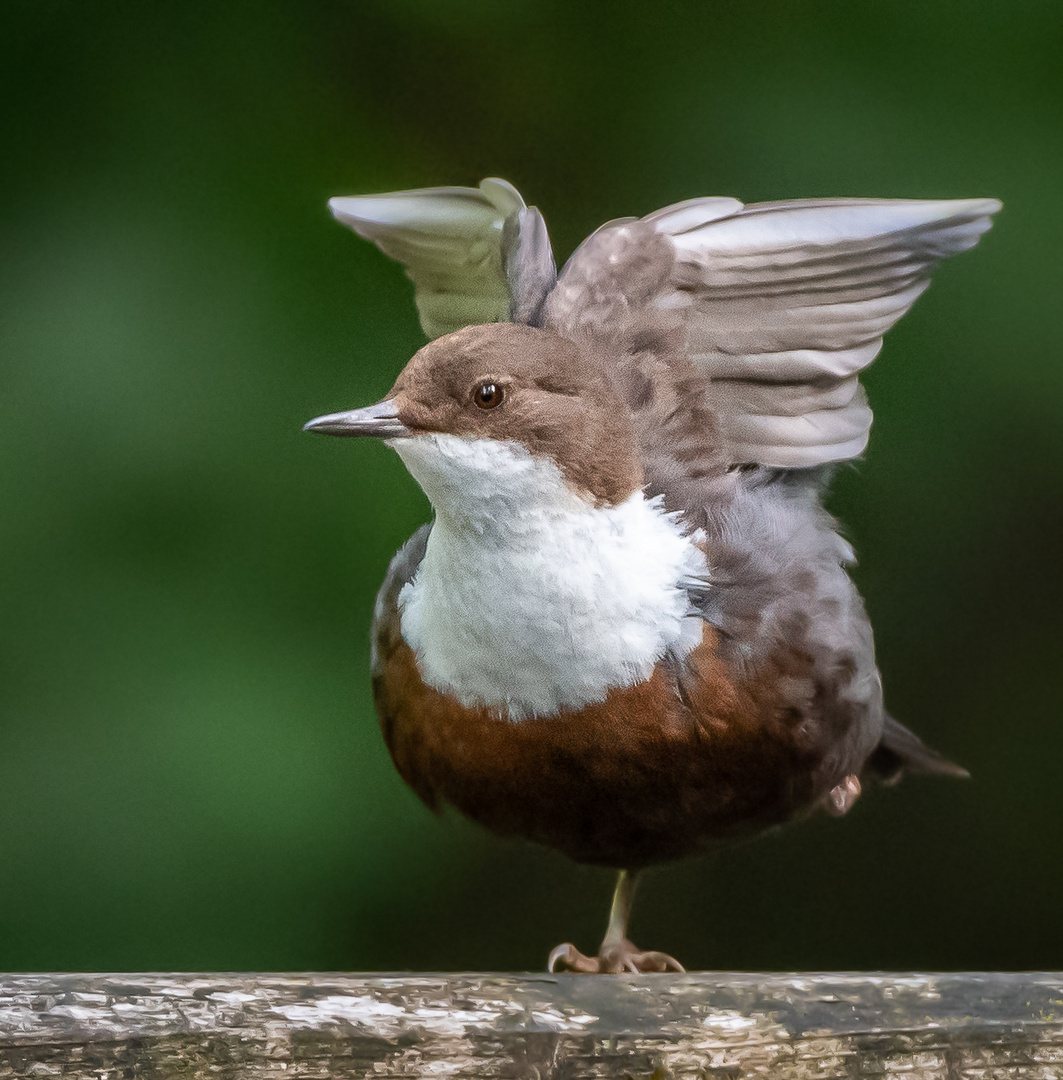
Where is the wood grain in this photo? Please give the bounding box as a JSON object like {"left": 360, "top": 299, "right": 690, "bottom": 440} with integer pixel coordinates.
{"left": 2, "top": 972, "right": 1061, "bottom": 1078}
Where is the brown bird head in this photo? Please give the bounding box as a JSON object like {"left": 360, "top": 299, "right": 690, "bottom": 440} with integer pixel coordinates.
{"left": 305, "top": 322, "right": 643, "bottom": 508}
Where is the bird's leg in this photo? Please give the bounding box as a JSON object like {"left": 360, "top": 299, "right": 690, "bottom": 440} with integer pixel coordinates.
{"left": 547, "top": 870, "right": 686, "bottom": 974}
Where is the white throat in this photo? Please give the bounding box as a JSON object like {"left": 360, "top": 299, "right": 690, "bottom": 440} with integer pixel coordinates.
{"left": 392, "top": 433, "right": 706, "bottom": 720}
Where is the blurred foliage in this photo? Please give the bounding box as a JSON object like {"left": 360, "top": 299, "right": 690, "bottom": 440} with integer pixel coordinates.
{"left": 1, "top": 0, "right": 1060, "bottom": 973}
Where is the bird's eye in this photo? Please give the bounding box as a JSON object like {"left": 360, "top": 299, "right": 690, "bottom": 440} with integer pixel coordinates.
{"left": 472, "top": 382, "right": 504, "bottom": 410}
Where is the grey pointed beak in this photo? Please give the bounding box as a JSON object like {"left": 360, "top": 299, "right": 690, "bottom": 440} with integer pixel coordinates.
{"left": 303, "top": 399, "right": 411, "bottom": 439}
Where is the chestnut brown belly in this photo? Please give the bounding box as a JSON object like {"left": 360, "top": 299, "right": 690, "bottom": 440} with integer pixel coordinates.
{"left": 372, "top": 626, "right": 866, "bottom": 868}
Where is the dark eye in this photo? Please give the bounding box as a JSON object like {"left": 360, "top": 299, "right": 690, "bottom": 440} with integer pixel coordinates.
{"left": 472, "top": 382, "right": 504, "bottom": 410}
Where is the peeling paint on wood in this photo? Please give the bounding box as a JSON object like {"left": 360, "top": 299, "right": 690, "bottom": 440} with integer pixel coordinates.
{"left": 1, "top": 973, "right": 1062, "bottom": 1078}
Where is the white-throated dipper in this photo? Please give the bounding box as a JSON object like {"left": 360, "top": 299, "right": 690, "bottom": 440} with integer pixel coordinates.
{"left": 305, "top": 179, "right": 999, "bottom": 973}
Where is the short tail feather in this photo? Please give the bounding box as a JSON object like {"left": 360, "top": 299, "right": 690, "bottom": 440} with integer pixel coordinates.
{"left": 866, "top": 714, "right": 969, "bottom": 785}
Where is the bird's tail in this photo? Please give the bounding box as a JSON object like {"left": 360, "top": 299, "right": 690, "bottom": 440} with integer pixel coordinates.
{"left": 866, "top": 714, "right": 969, "bottom": 785}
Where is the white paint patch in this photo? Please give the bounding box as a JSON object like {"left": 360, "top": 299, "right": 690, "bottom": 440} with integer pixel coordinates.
{"left": 271, "top": 995, "right": 511, "bottom": 1038}
{"left": 700, "top": 1012, "right": 759, "bottom": 1031}
{"left": 207, "top": 991, "right": 257, "bottom": 1005}
{"left": 392, "top": 433, "right": 707, "bottom": 719}
{"left": 531, "top": 1008, "right": 598, "bottom": 1028}
{"left": 49, "top": 1005, "right": 101, "bottom": 1022}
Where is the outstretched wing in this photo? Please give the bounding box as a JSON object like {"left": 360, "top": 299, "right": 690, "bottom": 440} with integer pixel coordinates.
{"left": 550, "top": 195, "right": 1001, "bottom": 469}
{"left": 333, "top": 179, "right": 999, "bottom": 467}
{"left": 330, "top": 178, "right": 556, "bottom": 340}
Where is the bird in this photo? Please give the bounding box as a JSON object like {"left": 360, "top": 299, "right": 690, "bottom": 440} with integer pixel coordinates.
{"left": 305, "top": 178, "right": 1000, "bottom": 974}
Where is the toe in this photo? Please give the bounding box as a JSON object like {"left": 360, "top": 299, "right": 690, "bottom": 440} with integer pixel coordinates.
{"left": 547, "top": 943, "right": 600, "bottom": 974}
{"left": 549, "top": 939, "right": 686, "bottom": 974}
{"left": 636, "top": 950, "right": 686, "bottom": 973}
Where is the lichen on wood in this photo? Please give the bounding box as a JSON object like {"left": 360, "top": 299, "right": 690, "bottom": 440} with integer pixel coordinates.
{"left": 1, "top": 972, "right": 1062, "bottom": 1078}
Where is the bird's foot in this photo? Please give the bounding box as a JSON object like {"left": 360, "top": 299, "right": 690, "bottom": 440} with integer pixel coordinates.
{"left": 547, "top": 938, "right": 685, "bottom": 974}
{"left": 824, "top": 773, "right": 862, "bottom": 816}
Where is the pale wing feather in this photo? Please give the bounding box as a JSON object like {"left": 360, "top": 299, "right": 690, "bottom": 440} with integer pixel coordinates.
{"left": 333, "top": 178, "right": 998, "bottom": 468}
{"left": 504, "top": 205, "right": 557, "bottom": 327}
{"left": 654, "top": 196, "right": 1001, "bottom": 467}
{"left": 329, "top": 178, "right": 554, "bottom": 340}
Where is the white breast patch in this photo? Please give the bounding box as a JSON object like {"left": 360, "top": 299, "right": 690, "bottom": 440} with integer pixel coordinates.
{"left": 392, "top": 434, "right": 706, "bottom": 720}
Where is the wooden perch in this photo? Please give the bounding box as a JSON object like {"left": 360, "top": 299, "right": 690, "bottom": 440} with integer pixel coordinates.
{"left": 1, "top": 972, "right": 1062, "bottom": 1078}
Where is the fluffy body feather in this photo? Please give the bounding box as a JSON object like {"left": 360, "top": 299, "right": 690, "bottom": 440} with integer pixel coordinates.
{"left": 394, "top": 433, "right": 706, "bottom": 719}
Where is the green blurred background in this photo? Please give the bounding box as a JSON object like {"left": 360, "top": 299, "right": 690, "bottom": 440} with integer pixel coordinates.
{"left": 2, "top": 0, "right": 1060, "bottom": 974}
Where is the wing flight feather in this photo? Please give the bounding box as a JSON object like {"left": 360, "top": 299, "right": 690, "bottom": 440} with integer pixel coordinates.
{"left": 653, "top": 195, "right": 1000, "bottom": 467}
{"left": 329, "top": 178, "right": 555, "bottom": 340}
{"left": 330, "top": 177, "right": 999, "bottom": 469}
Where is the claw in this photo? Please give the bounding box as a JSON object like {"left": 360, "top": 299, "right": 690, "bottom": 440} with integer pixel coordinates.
{"left": 548, "top": 943, "right": 600, "bottom": 974}
{"left": 630, "top": 949, "right": 685, "bottom": 973}
{"left": 548, "top": 938, "right": 686, "bottom": 974}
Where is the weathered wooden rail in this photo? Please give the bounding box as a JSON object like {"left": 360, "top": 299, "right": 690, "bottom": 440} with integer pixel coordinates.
{"left": 1, "top": 973, "right": 1061, "bottom": 1078}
